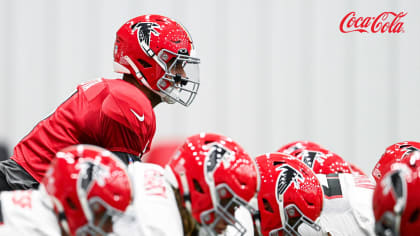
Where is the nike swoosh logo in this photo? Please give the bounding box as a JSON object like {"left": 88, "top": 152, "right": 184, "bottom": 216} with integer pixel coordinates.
{"left": 130, "top": 109, "right": 144, "bottom": 122}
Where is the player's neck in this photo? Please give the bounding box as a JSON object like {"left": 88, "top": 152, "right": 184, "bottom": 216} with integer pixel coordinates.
{"left": 122, "top": 74, "right": 162, "bottom": 108}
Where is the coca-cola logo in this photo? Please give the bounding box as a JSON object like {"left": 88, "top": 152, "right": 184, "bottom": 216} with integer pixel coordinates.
{"left": 340, "top": 12, "right": 407, "bottom": 33}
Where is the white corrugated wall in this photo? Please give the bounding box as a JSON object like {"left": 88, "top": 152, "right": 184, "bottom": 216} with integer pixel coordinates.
{"left": 0, "top": 0, "right": 419, "bottom": 174}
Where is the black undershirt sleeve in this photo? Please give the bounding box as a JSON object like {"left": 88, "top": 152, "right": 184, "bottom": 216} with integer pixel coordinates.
{"left": 112, "top": 152, "right": 141, "bottom": 165}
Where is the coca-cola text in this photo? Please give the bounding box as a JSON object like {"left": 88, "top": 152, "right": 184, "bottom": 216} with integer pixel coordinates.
{"left": 340, "top": 12, "right": 407, "bottom": 33}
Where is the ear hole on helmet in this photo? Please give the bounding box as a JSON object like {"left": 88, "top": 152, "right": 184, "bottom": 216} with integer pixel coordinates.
{"left": 113, "top": 193, "right": 121, "bottom": 200}
{"left": 263, "top": 198, "right": 274, "bottom": 213}
{"left": 178, "top": 49, "right": 188, "bottom": 55}
{"left": 193, "top": 179, "right": 204, "bottom": 193}
{"left": 66, "top": 197, "right": 77, "bottom": 210}
{"left": 239, "top": 181, "right": 248, "bottom": 188}
{"left": 273, "top": 161, "right": 286, "bottom": 166}
{"left": 410, "top": 209, "right": 420, "bottom": 223}
{"left": 137, "top": 59, "right": 152, "bottom": 68}
{"left": 204, "top": 140, "right": 216, "bottom": 145}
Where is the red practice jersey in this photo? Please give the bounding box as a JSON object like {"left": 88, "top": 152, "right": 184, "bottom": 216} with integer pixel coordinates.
{"left": 11, "top": 78, "right": 156, "bottom": 182}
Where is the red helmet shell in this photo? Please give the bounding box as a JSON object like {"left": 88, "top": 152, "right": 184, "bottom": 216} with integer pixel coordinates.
{"left": 289, "top": 147, "right": 352, "bottom": 175}
{"left": 255, "top": 152, "right": 323, "bottom": 236}
{"left": 277, "top": 141, "right": 323, "bottom": 155}
{"left": 42, "top": 145, "right": 132, "bottom": 235}
{"left": 373, "top": 163, "right": 420, "bottom": 236}
{"left": 114, "top": 14, "right": 193, "bottom": 91}
{"left": 372, "top": 141, "right": 420, "bottom": 183}
{"left": 168, "top": 133, "right": 259, "bottom": 228}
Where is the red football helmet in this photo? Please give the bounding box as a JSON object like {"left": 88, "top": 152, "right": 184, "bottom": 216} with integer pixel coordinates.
{"left": 255, "top": 153, "right": 323, "bottom": 236}
{"left": 373, "top": 163, "right": 420, "bottom": 236}
{"left": 142, "top": 138, "right": 183, "bottom": 167}
{"left": 372, "top": 141, "right": 420, "bottom": 183}
{"left": 41, "top": 145, "right": 132, "bottom": 236}
{"left": 166, "top": 133, "right": 259, "bottom": 235}
{"left": 114, "top": 14, "right": 200, "bottom": 106}
{"left": 277, "top": 141, "right": 323, "bottom": 155}
{"left": 289, "top": 147, "right": 352, "bottom": 175}
{"left": 348, "top": 162, "right": 367, "bottom": 177}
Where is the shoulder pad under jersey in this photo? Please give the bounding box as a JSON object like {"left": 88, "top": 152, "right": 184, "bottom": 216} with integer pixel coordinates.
{"left": 101, "top": 80, "right": 155, "bottom": 134}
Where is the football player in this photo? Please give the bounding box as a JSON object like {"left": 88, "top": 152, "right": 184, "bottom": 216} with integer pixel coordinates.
{"left": 114, "top": 133, "right": 260, "bottom": 236}
{"left": 0, "top": 144, "right": 132, "bottom": 235}
{"left": 254, "top": 152, "right": 324, "bottom": 236}
{"left": 0, "top": 14, "right": 200, "bottom": 191}
{"left": 288, "top": 146, "right": 376, "bottom": 235}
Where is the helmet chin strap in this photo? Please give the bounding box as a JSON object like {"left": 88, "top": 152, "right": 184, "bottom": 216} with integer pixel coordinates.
{"left": 277, "top": 194, "right": 287, "bottom": 232}
{"left": 139, "top": 76, "right": 174, "bottom": 104}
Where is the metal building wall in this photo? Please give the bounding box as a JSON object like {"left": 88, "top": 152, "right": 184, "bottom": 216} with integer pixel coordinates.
{"left": 0, "top": 0, "right": 419, "bottom": 174}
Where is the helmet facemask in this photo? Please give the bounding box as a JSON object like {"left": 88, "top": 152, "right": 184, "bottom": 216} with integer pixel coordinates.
{"left": 267, "top": 200, "right": 321, "bottom": 236}
{"left": 200, "top": 184, "right": 250, "bottom": 236}
{"left": 156, "top": 49, "right": 200, "bottom": 106}
{"left": 76, "top": 198, "right": 124, "bottom": 236}
{"left": 283, "top": 204, "right": 321, "bottom": 235}
{"left": 198, "top": 142, "right": 255, "bottom": 236}
{"left": 375, "top": 212, "right": 400, "bottom": 236}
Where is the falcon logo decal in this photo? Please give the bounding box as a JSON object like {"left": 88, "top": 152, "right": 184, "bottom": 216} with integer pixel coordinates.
{"left": 131, "top": 22, "right": 161, "bottom": 56}
{"left": 205, "top": 143, "right": 233, "bottom": 179}
{"left": 396, "top": 145, "right": 420, "bottom": 166}
{"left": 275, "top": 165, "right": 304, "bottom": 196}
{"left": 400, "top": 145, "right": 419, "bottom": 159}
{"left": 298, "top": 150, "right": 326, "bottom": 169}
{"left": 79, "top": 161, "right": 110, "bottom": 192}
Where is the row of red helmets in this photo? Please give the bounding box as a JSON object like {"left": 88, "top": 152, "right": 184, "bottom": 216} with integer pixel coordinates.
{"left": 143, "top": 137, "right": 420, "bottom": 236}
{"left": 143, "top": 138, "right": 370, "bottom": 235}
